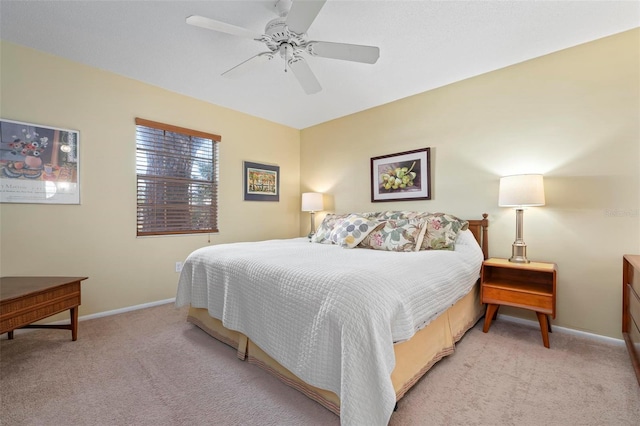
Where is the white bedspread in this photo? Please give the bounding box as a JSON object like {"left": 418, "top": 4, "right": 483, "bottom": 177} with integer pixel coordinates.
{"left": 175, "top": 229, "right": 483, "bottom": 425}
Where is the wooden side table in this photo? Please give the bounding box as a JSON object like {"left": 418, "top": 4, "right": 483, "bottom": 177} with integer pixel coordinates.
{"left": 0, "top": 276, "right": 88, "bottom": 341}
{"left": 481, "top": 258, "right": 557, "bottom": 348}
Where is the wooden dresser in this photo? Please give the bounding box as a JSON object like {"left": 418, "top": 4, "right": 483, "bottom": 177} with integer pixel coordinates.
{"left": 622, "top": 255, "right": 640, "bottom": 385}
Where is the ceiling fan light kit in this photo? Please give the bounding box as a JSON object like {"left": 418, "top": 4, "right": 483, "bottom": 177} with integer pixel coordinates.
{"left": 187, "top": 0, "right": 380, "bottom": 94}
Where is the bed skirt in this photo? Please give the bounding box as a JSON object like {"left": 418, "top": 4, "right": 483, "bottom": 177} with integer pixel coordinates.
{"left": 186, "top": 282, "right": 483, "bottom": 416}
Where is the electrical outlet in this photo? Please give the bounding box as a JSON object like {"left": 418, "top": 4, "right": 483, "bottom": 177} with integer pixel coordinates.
{"left": 175, "top": 261, "right": 183, "bottom": 273}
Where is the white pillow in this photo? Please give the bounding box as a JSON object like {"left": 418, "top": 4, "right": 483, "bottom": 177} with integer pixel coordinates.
{"left": 312, "top": 213, "right": 349, "bottom": 244}
{"left": 329, "top": 214, "right": 381, "bottom": 248}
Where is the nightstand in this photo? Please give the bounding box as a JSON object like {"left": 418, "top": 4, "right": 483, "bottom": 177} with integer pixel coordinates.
{"left": 481, "top": 258, "right": 557, "bottom": 348}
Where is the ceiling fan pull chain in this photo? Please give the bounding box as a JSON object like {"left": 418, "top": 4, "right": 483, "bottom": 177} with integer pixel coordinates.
{"left": 280, "top": 43, "right": 293, "bottom": 73}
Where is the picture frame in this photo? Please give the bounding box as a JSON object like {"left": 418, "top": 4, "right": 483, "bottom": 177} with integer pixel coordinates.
{"left": 0, "top": 118, "right": 80, "bottom": 204}
{"left": 371, "top": 147, "right": 431, "bottom": 202}
{"left": 243, "top": 161, "right": 279, "bottom": 202}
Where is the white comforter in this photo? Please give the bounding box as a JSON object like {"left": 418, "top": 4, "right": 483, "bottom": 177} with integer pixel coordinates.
{"left": 175, "top": 229, "right": 484, "bottom": 425}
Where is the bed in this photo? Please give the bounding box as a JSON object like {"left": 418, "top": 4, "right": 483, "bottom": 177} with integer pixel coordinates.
{"left": 176, "top": 212, "right": 489, "bottom": 425}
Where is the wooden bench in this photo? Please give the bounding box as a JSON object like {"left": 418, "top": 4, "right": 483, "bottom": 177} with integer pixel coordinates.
{"left": 1, "top": 276, "right": 88, "bottom": 341}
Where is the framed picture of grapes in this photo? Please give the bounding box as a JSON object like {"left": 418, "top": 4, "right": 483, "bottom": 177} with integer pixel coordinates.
{"left": 370, "top": 148, "right": 431, "bottom": 202}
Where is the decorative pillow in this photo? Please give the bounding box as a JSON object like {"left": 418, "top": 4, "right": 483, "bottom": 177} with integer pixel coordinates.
{"left": 328, "top": 214, "right": 381, "bottom": 248}
{"left": 420, "top": 213, "right": 469, "bottom": 251}
{"left": 312, "top": 213, "right": 350, "bottom": 244}
{"left": 359, "top": 218, "right": 427, "bottom": 252}
{"left": 376, "top": 211, "right": 405, "bottom": 220}
{"left": 360, "top": 211, "right": 385, "bottom": 220}
{"left": 378, "top": 211, "right": 432, "bottom": 221}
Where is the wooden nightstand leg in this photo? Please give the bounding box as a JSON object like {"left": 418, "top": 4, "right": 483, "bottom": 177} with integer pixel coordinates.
{"left": 483, "top": 304, "right": 500, "bottom": 333}
{"left": 536, "top": 312, "right": 550, "bottom": 348}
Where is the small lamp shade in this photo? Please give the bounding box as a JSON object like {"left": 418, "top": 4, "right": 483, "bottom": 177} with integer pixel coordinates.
{"left": 301, "top": 192, "right": 324, "bottom": 212}
{"left": 499, "top": 174, "right": 545, "bottom": 207}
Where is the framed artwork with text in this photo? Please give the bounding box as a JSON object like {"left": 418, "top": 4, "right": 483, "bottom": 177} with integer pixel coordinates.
{"left": 0, "top": 118, "right": 80, "bottom": 204}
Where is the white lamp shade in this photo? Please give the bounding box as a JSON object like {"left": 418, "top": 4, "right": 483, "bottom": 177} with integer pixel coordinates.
{"left": 498, "top": 174, "right": 545, "bottom": 207}
{"left": 301, "top": 192, "right": 324, "bottom": 212}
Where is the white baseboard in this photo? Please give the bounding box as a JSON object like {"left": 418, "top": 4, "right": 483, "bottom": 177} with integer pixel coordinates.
{"left": 7, "top": 298, "right": 176, "bottom": 336}
{"left": 6, "top": 298, "right": 624, "bottom": 346}
{"left": 498, "top": 314, "right": 625, "bottom": 346}
{"left": 69, "top": 304, "right": 628, "bottom": 346}
{"left": 77, "top": 298, "right": 176, "bottom": 322}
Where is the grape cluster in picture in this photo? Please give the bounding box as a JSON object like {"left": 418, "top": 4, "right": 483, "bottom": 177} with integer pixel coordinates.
{"left": 380, "top": 161, "right": 417, "bottom": 192}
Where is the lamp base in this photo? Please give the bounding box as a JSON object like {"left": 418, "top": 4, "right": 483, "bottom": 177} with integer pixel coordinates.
{"left": 307, "top": 212, "right": 316, "bottom": 241}
{"left": 508, "top": 208, "right": 530, "bottom": 263}
{"left": 509, "top": 242, "right": 530, "bottom": 264}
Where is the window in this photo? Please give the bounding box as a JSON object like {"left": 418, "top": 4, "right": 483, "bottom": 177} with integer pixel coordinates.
{"left": 135, "top": 118, "right": 220, "bottom": 236}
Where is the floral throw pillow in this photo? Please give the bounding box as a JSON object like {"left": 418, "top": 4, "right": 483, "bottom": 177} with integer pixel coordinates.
{"left": 420, "top": 213, "right": 469, "bottom": 251}
{"left": 328, "top": 214, "right": 381, "bottom": 248}
{"left": 359, "top": 218, "right": 427, "bottom": 252}
{"left": 312, "top": 213, "right": 350, "bottom": 244}
{"left": 377, "top": 211, "right": 434, "bottom": 221}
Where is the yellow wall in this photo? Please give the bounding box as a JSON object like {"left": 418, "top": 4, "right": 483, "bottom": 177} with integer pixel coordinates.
{"left": 0, "top": 41, "right": 301, "bottom": 318}
{"left": 300, "top": 29, "right": 640, "bottom": 339}
{"left": 2, "top": 29, "right": 638, "bottom": 339}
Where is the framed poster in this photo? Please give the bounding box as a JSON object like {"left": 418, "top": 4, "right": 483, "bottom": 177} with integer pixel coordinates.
{"left": 243, "top": 161, "right": 279, "bottom": 202}
{"left": 0, "top": 119, "right": 80, "bottom": 204}
{"left": 371, "top": 147, "right": 431, "bottom": 202}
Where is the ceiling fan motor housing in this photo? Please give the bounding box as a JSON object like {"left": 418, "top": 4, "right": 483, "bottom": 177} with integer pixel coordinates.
{"left": 264, "top": 18, "right": 306, "bottom": 56}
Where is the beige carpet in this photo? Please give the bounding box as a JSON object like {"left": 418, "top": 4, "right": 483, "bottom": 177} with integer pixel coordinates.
{"left": 1, "top": 303, "right": 638, "bottom": 426}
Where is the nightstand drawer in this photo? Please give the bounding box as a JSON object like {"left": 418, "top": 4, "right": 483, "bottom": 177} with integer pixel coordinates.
{"left": 483, "top": 285, "right": 553, "bottom": 314}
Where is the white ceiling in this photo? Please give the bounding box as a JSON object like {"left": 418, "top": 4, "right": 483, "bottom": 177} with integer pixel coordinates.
{"left": 1, "top": 1, "right": 638, "bottom": 129}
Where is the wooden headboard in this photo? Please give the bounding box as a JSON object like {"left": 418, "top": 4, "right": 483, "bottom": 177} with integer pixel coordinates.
{"left": 467, "top": 213, "right": 489, "bottom": 259}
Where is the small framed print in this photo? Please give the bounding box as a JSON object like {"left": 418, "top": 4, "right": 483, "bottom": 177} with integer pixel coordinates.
{"left": 243, "top": 161, "right": 279, "bottom": 202}
{"left": 371, "top": 148, "right": 431, "bottom": 202}
{"left": 0, "top": 118, "right": 80, "bottom": 204}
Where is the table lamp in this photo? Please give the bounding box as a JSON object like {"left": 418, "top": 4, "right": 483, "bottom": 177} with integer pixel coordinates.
{"left": 301, "top": 192, "right": 324, "bottom": 240}
{"left": 498, "top": 174, "right": 545, "bottom": 263}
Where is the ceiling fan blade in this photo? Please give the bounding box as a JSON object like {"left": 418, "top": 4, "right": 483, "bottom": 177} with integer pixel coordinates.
{"left": 186, "top": 15, "right": 262, "bottom": 39}
{"left": 222, "top": 52, "right": 274, "bottom": 78}
{"left": 307, "top": 41, "right": 380, "bottom": 64}
{"left": 288, "top": 57, "right": 322, "bottom": 94}
{"left": 285, "top": 0, "right": 327, "bottom": 34}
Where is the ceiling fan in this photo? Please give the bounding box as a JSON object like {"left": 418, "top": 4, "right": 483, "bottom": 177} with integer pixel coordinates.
{"left": 186, "top": 0, "right": 380, "bottom": 95}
